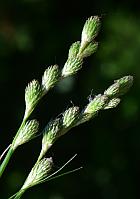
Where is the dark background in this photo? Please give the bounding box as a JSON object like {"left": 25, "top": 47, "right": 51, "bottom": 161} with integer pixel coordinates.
{"left": 0, "top": 0, "right": 140, "bottom": 198}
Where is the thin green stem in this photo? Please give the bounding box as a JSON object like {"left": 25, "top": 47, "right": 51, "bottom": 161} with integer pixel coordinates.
{"left": 9, "top": 190, "right": 25, "bottom": 199}
{"left": 0, "top": 118, "right": 26, "bottom": 177}
{"left": 0, "top": 93, "right": 42, "bottom": 177}
{"left": 0, "top": 147, "right": 14, "bottom": 178}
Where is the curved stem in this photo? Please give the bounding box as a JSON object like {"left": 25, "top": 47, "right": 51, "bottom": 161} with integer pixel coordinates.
{"left": 0, "top": 144, "right": 11, "bottom": 161}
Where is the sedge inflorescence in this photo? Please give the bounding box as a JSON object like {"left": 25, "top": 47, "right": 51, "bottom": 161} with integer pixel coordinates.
{"left": 0, "top": 16, "right": 133, "bottom": 199}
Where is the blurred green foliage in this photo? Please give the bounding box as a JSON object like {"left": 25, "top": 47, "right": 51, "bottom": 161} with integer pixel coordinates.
{"left": 0, "top": 0, "right": 139, "bottom": 199}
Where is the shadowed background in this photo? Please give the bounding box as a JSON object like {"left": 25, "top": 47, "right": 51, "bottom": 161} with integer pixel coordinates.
{"left": 0, "top": 0, "right": 140, "bottom": 198}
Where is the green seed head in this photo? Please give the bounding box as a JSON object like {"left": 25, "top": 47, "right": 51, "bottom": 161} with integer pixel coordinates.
{"left": 68, "top": 41, "right": 80, "bottom": 59}
{"left": 22, "top": 157, "right": 53, "bottom": 190}
{"left": 41, "top": 118, "right": 62, "bottom": 156}
{"left": 42, "top": 65, "right": 60, "bottom": 92}
{"left": 79, "top": 94, "right": 108, "bottom": 124}
{"left": 104, "top": 76, "right": 133, "bottom": 98}
{"left": 12, "top": 120, "right": 39, "bottom": 150}
{"left": 104, "top": 98, "right": 121, "bottom": 110}
{"left": 25, "top": 80, "right": 43, "bottom": 116}
{"left": 62, "top": 57, "right": 83, "bottom": 78}
{"left": 62, "top": 106, "right": 80, "bottom": 129}
{"left": 80, "top": 16, "right": 100, "bottom": 48}
{"left": 85, "top": 94, "right": 108, "bottom": 114}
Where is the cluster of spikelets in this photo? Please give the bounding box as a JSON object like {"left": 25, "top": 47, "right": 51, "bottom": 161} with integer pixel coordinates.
{"left": 0, "top": 16, "right": 133, "bottom": 199}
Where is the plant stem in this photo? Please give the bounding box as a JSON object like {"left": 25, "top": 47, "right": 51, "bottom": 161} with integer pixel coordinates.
{"left": 0, "top": 144, "right": 11, "bottom": 161}
{"left": 9, "top": 190, "right": 25, "bottom": 199}
{"left": 0, "top": 96, "right": 40, "bottom": 177}
{"left": 0, "top": 118, "right": 26, "bottom": 178}
{"left": 14, "top": 190, "right": 25, "bottom": 199}
{"left": 0, "top": 147, "right": 14, "bottom": 178}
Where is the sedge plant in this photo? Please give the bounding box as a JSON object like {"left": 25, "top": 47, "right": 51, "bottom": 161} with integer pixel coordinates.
{"left": 0, "top": 16, "right": 133, "bottom": 199}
